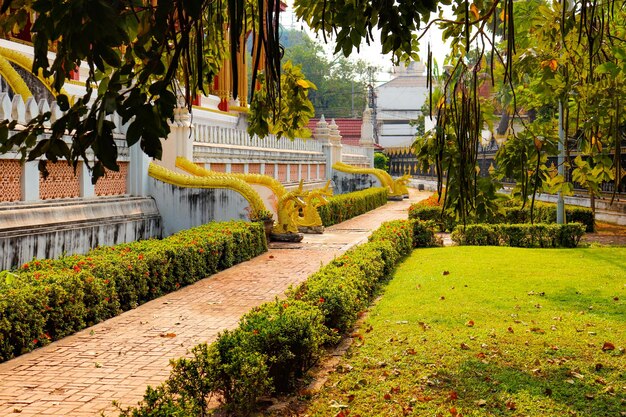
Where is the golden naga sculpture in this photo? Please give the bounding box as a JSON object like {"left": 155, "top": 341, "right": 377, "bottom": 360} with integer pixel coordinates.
{"left": 273, "top": 187, "right": 306, "bottom": 236}
{"left": 395, "top": 173, "right": 411, "bottom": 197}
{"left": 176, "top": 157, "right": 287, "bottom": 197}
{"left": 295, "top": 180, "right": 332, "bottom": 231}
{"left": 332, "top": 161, "right": 407, "bottom": 198}
{"left": 148, "top": 163, "right": 267, "bottom": 214}
{"left": 176, "top": 157, "right": 304, "bottom": 236}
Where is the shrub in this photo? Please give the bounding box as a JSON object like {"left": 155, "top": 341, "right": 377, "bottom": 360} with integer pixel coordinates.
{"left": 238, "top": 299, "right": 327, "bottom": 393}
{"left": 369, "top": 220, "right": 414, "bottom": 257}
{"left": 0, "top": 221, "right": 267, "bottom": 363}
{"left": 319, "top": 188, "right": 388, "bottom": 226}
{"left": 410, "top": 219, "right": 440, "bottom": 248}
{"left": 451, "top": 223, "right": 585, "bottom": 248}
{"left": 121, "top": 216, "right": 428, "bottom": 415}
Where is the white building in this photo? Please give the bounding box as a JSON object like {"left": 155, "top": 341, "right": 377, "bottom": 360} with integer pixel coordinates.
{"left": 375, "top": 62, "right": 428, "bottom": 148}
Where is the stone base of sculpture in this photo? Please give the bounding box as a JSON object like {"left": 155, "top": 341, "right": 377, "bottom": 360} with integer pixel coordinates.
{"left": 270, "top": 232, "right": 304, "bottom": 242}
{"left": 298, "top": 225, "right": 324, "bottom": 234}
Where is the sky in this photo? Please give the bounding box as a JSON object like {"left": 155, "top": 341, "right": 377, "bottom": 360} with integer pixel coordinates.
{"left": 279, "top": 2, "right": 450, "bottom": 84}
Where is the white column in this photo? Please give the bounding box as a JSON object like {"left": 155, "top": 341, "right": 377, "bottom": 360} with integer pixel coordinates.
{"left": 286, "top": 163, "right": 291, "bottom": 182}
{"left": 127, "top": 143, "right": 150, "bottom": 196}
{"left": 79, "top": 162, "right": 95, "bottom": 197}
{"left": 21, "top": 161, "right": 39, "bottom": 201}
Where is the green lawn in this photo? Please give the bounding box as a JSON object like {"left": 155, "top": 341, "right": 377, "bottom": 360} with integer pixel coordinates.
{"left": 301, "top": 247, "right": 625, "bottom": 417}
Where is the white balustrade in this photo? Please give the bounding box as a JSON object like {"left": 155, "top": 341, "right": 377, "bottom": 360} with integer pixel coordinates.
{"left": 192, "top": 121, "right": 324, "bottom": 154}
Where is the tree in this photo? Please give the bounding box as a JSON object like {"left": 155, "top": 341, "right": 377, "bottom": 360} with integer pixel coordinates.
{"left": 374, "top": 151, "right": 389, "bottom": 171}
{"left": 281, "top": 29, "right": 369, "bottom": 118}
{"left": 0, "top": 0, "right": 285, "bottom": 182}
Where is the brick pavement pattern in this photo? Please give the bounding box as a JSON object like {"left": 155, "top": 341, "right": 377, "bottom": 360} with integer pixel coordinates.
{"left": 0, "top": 191, "right": 428, "bottom": 417}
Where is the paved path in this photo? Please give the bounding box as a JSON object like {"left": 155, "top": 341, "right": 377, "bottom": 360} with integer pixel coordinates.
{"left": 0, "top": 191, "right": 429, "bottom": 417}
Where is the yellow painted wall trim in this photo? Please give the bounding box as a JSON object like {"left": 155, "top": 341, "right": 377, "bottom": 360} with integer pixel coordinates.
{"left": 148, "top": 162, "right": 266, "bottom": 214}
{"left": 0, "top": 54, "right": 32, "bottom": 99}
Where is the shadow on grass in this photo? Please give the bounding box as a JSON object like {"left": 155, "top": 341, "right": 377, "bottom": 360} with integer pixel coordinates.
{"left": 547, "top": 287, "right": 625, "bottom": 321}
{"left": 435, "top": 358, "right": 624, "bottom": 416}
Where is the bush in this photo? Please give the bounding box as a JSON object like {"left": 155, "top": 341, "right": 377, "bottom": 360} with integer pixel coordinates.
{"left": 122, "top": 217, "right": 433, "bottom": 415}
{"left": 410, "top": 219, "right": 440, "bottom": 248}
{"left": 369, "top": 220, "right": 414, "bottom": 257}
{"left": 409, "top": 195, "right": 595, "bottom": 233}
{"left": 451, "top": 223, "right": 586, "bottom": 248}
{"left": 238, "top": 300, "right": 327, "bottom": 393}
{"left": 319, "top": 188, "right": 388, "bottom": 226}
{"left": 0, "top": 221, "right": 267, "bottom": 363}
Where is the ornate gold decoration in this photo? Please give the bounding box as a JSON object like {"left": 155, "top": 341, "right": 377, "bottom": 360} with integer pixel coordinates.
{"left": 273, "top": 186, "right": 306, "bottom": 234}
{"left": 176, "top": 157, "right": 305, "bottom": 234}
{"left": 0, "top": 54, "right": 32, "bottom": 99}
{"left": 176, "top": 157, "right": 287, "bottom": 197}
{"left": 295, "top": 180, "right": 332, "bottom": 228}
{"left": 0, "top": 46, "right": 66, "bottom": 97}
{"left": 148, "top": 162, "right": 266, "bottom": 215}
{"left": 333, "top": 161, "right": 405, "bottom": 197}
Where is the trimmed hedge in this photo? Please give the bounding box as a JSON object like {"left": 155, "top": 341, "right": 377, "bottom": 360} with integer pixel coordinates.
{"left": 450, "top": 223, "right": 586, "bottom": 248}
{"left": 118, "top": 219, "right": 440, "bottom": 416}
{"left": 408, "top": 200, "right": 595, "bottom": 232}
{"left": 0, "top": 221, "right": 267, "bottom": 363}
{"left": 319, "top": 187, "right": 389, "bottom": 227}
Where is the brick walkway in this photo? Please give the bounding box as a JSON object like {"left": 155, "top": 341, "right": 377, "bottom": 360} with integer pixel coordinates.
{"left": 0, "top": 191, "right": 429, "bottom": 417}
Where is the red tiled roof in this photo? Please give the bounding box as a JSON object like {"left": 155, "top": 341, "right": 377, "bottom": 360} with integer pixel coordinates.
{"left": 307, "top": 118, "right": 363, "bottom": 146}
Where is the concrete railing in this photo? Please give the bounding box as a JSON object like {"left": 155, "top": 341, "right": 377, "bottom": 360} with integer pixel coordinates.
{"left": 0, "top": 92, "right": 129, "bottom": 136}
{"left": 194, "top": 123, "right": 323, "bottom": 154}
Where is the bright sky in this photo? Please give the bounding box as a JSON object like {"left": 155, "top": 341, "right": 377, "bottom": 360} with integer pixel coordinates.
{"left": 280, "top": 2, "right": 450, "bottom": 84}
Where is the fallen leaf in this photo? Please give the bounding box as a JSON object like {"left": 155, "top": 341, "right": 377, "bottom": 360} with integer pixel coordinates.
{"left": 565, "top": 379, "right": 575, "bottom": 384}
{"left": 544, "top": 387, "right": 553, "bottom": 396}
{"left": 476, "top": 399, "right": 487, "bottom": 407}
{"left": 449, "top": 391, "right": 458, "bottom": 400}
{"left": 449, "top": 407, "right": 458, "bottom": 416}
{"left": 602, "top": 342, "right": 615, "bottom": 351}
{"left": 460, "top": 343, "right": 470, "bottom": 350}
{"left": 160, "top": 333, "right": 177, "bottom": 338}
{"left": 595, "top": 363, "right": 603, "bottom": 371}
{"left": 505, "top": 400, "right": 516, "bottom": 410}
{"left": 417, "top": 395, "right": 433, "bottom": 402}
{"left": 585, "top": 393, "right": 595, "bottom": 400}
{"left": 570, "top": 371, "right": 584, "bottom": 379}
{"left": 384, "top": 393, "right": 392, "bottom": 400}
{"left": 530, "top": 327, "right": 545, "bottom": 334}
{"left": 466, "top": 320, "right": 475, "bottom": 327}
{"left": 507, "top": 327, "right": 514, "bottom": 333}
{"left": 476, "top": 352, "right": 486, "bottom": 359}
{"left": 443, "top": 271, "right": 450, "bottom": 275}
{"left": 347, "top": 394, "right": 355, "bottom": 402}
{"left": 268, "top": 255, "right": 274, "bottom": 259}
{"left": 613, "top": 296, "right": 619, "bottom": 301}
{"left": 594, "top": 377, "right": 607, "bottom": 385}
{"left": 440, "top": 296, "right": 446, "bottom": 300}
{"left": 405, "top": 348, "right": 416, "bottom": 355}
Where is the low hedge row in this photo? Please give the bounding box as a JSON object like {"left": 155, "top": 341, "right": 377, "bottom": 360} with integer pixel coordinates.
{"left": 0, "top": 221, "right": 267, "bottom": 363}
{"left": 450, "top": 223, "right": 586, "bottom": 248}
{"left": 318, "top": 187, "right": 389, "bottom": 227}
{"left": 117, "top": 219, "right": 439, "bottom": 416}
{"left": 408, "top": 200, "right": 594, "bottom": 232}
